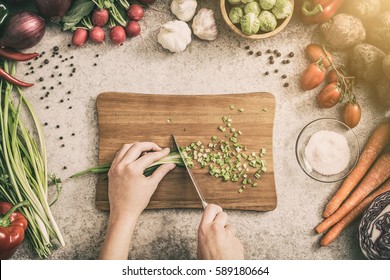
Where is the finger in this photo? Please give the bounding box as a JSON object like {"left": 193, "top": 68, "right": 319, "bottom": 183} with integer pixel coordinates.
{"left": 225, "top": 224, "right": 236, "bottom": 235}
{"left": 200, "top": 204, "right": 223, "bottom": 226}
{"left": 111, "top": 143, "right": 134, "bottom": 167}
{"left": 135, "top": 147, "right": 171, "bottom": 170}
{"left": 214, "top": 211, "right": 228, "bottom": 226}
{"left": 121, "top": 142, "right": 162, "bottom": 165}
{"left": 149, "top": 163, "right": 176, "bottom": 184}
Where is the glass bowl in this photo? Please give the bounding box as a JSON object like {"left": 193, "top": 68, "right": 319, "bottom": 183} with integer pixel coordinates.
{"left": 295, "top": 118, "right": 360, "bottom": 183}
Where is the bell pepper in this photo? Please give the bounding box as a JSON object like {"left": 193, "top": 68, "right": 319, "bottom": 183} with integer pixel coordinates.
{"left": 301, "top": 0, "right": 344, "bottom": 24}
{"left": 0, "top": 201, "right": 29, "bottom": 260}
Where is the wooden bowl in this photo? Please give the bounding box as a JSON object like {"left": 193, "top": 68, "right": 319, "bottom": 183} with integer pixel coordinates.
{"left": 220, "top": 0, "right": 294, "bottom": 40}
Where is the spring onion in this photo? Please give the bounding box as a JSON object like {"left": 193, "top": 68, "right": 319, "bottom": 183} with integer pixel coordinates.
{"left": 0, "top": 60, "right": 64, "bottom": 258}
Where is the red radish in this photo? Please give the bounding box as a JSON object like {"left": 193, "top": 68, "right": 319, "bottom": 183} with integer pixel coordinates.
{"left": 89, "top": 26, "right": 105, "bottom": 43}
{"left": 138, "top": 0, "right": 154, "bottom": 4}
{"left": 127, "top": 4, "right": 144, "bottom": 21}
{"left": 72, "top": 28, "right": 88, "bottom": 47}
{"left": 92, "top": 9, "right": 109, "bottom": 26}
{"left": 110, "top": 26, "right": 126, "bottom": 45}
{"left": 125, "top": 21, "right": 141, "bottom": 37}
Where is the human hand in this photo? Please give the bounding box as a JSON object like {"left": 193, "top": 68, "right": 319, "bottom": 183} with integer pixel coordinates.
{"left": 107, "top": 142, "right": 176, "bottom": 221}
{"left": 197, "top": 204, "right": 244, "bottom": 260}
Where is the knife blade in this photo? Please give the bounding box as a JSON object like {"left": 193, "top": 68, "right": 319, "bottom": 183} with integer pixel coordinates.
{"left": 173, "top": 135, "right": 208, "bottom": 209}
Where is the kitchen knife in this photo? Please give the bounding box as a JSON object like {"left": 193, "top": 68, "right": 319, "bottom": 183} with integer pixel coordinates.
{"left": 173, "top": 135, "right": 208, "bottom": 209}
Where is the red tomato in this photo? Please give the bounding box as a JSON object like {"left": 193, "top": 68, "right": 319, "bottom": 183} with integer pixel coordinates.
{"left": 342, "top": 102, "right": 361, "bottom": 128}
{"left": 300, "top": 62, "right": 326, "bottom": 91}
{"left": 316, "top": 82, "right": 342, "bottom": 108}
{"left": 327, "top": 68, "right": 339, "bottom": 83}
{"left": 305, "top": 44, "right": 333, "bottom": 68}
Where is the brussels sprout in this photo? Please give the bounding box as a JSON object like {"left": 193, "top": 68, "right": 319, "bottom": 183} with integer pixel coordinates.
{"left": 259, "top": 0, "right": 276, "bottom": 10}
{"left": 229, "top": 7, "right": 244, "bottom": 24}
{"left": 271, "top": 0, "right": 293, "bottom": 19}
{"left": 241, "top": 0, "right": 254, "bottom": 4}
{"left": 258, "top": 11, "right": 277, "bottom": 32}
{"left": 228, "top": 0, "right": 242, "bottom": 5}
{"left": 244, "top": 2, "right": 261, "bottom": 16}
{"left": 240, "top": 12, "right": 260, "bottom": 35}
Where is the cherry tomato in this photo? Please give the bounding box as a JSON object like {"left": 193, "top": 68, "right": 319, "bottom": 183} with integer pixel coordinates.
{"left": 316, "top": 82, "right": 342, "bottom": 108}
{"left": 300, "top": 62, "right": 326, "bottom": 91}
{"left": 327, "top": 68, "right": 340, "bottom": 83}
{"left": 342, "top": 101, "right": 361, "bottom": 128}
{"left": 305, "top": 44, "right": 333, "bottom": 68}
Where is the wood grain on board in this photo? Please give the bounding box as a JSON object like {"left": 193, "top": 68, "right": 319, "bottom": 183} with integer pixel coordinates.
{"left": 95, "top": 92, "right": 276, "bottom": 211}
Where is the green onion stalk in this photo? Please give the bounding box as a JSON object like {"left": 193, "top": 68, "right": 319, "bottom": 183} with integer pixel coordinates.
{"left": 71, "top": 151, "right": 184, "bottom": 178}
{"left": 0, "top": 60, "right": 65, "bottom": 258}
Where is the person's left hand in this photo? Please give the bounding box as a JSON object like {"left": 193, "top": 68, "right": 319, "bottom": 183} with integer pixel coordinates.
{"left": 107, "top": 142, "right": 176, "bottom": 221}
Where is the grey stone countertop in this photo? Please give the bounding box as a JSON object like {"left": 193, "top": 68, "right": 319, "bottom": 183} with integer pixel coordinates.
{"left": 11, "top": 1, "right": 389, "bottom": 260}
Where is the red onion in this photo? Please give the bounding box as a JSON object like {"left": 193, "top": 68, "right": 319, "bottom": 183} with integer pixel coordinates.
{"left": 0, "top": 12, "right": 46, "bottom": 50}
{"left": 33, "top": 0, "right": 73, "bottom": 19}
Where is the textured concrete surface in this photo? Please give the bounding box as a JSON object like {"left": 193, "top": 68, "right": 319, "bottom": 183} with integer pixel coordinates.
{"left": 11, "top": 0, "right": 389, "bottom": 260}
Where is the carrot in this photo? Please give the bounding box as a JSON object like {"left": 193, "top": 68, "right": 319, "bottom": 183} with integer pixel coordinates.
{"left": 323, "top": 122, "right": 390, "bottom": 218}
{"left": 316, "top": 152, "right": 390, "bottom": 234}
{"left": 320, "top": 179, "right": 390, "bottom": 246}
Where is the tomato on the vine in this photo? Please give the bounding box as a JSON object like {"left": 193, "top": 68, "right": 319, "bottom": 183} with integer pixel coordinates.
{"left": 300, "top": 62, "right": 326, "bottom": 91}
{"left": 317, "top": 82, "right": 342, "bottom": 108}
{"left": 342, "top": 101, "right": 361, "bottom": 128}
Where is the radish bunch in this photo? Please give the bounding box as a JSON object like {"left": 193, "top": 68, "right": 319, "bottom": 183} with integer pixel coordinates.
{"left": 71, "top": 0, "right": 152, "bottom": 47}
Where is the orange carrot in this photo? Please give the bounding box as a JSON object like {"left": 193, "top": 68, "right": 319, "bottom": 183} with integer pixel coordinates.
{"left": 323, "top": 122, "right": 390, "bottom": 218}
{"left": 316, "top": 152, "right": 390, "bottom": 234}
{"left": 320, "top": 179, "right": 390, "bottom": 246}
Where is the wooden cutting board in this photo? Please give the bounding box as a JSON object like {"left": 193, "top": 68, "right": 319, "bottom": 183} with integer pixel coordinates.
{"left": 96, "top": 92, "right": 276, "bottom": 211}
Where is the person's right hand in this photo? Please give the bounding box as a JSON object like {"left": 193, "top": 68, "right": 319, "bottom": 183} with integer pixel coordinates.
{"left": 197, "top": 204, "right": 244, "bottom": 260}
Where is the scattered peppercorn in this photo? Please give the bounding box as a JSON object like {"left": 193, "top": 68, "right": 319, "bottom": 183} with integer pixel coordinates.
{"left": 68, "top": 106, "right": 72, "bottom": 109}
{"left": 256, "top": 51, "right": 262, "bottom": 56}
{"left": 61, "top": 144, "right": 65, "bottom": 148}
{"left": 39, "top": 65, "right": 43, "bottom": 68}
{"left": 276, "top": 52, "right": 281, "bottom": 57}
{"left": 59, "top": 73, "right": 62, "bottom": 76}
{"left": 44, "top": 122, "right": 48, "bottom": 126}
{"left": 270, "top": 60, "right": 274, "bottom": 64}
{"left": 51, "top": 74, "right": 54, "bottom": 78}
{"left": 282, "top": 74, "right": 287, "bottom": 79}
{"left": 63, "top": 166, "right": 67, "bottom": 170}
{"left": 274, "top": 69, "right": 279, "bottom": 73}
{"left": 71, "top": 133, "right": 75, "bottom": 136}
{"left": 72, "top": 68, "right": 76, "bottom": 73}
{"left": 27, "top": 62, "right": 31, "bottom": 66}
{"left": 34, "top": 57, "right": 38, "bottom": 61}
{"left": 42, "top": 86, "right": 46, "bottom": 90}
{"left": 60, "top": 99, "right": 64, "bottom": 103}
{"left": 67, "top": 44, "right": 71, "bottom": 47}
{"left": 248, "top": 51, "right": 254, "bottom": 55}
{"left": 58, "top": 82, "right": 62, "bottom": 85}
{"left": 41, "top": 51, "right": 45, "bottom": 55}
{"left": 53, "top": 46, "right": 59, "bottom": 51}
{"left": 289, "top": 52, "right": 294, "bottom": 57}
{"left": 40, "top": 97, "right": 44, "bottom": 100}
{"left": 59, "top": 136, "right": 63, "bottom": 140}
{"left": 95, "top": 54, "right": 99, "bottom": 57}
{"left": 50, "top": 86, "right": 54, "bottom": 90}
{"left": 244, "top": 46, "right": 250, "bottom": 50}
{"left": 284, "top": 83, "right": 289, "bottom": 87}
{"left": 30, "top": 70, "right": 34, "bottom": 74}
{"left": 67, "top": 91, "right": 71, "bottom": 94}
{"left": 93, "top": 63, "right": 97, "bottom": 66}
{"left": 273, "top": 49, "right": 278, "bottom": 54}
{"left": 44, "top": 59, "right": 49, "bottom": 64}
{"left": 69, "top": 73, "right": 73, "bottom": 77}
{"left": 46, "top": 106, "right": 49, "bottom": 109}
{"left": 264, "top": 71, "right": 269, "bottom": 75}
{"left": 286, "top": 60, "right": 290, "bottom": 64}
{"left": 269, "top": 56, "right": 273, "bottom": 60}
{"left": 39, "top": 77, "right": 44, "bottom": 81}
{"left": 25, "top": 73, "right": 29, "bottom": 76}
{"left": 56, "top": 125, "right": 60, "bottom": 128}
{"left": 266, "top": 49, "right": 271, "bottom": 53}
{"left": 55, "top": 65, "right": 59, "bottom": 69}
{"left": 70, "top": 56, "right": 74, "bottom": 59}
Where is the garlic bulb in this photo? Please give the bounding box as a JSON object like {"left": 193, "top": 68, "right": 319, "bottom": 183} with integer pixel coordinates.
{"left": 171, "top": 0, "right": 197, "bottom": 22}
{"left": 157, "top": 20, "right": 192, "bottom": 53}
{"left": 192, "top": 8, "right": 218, "bottom": 41}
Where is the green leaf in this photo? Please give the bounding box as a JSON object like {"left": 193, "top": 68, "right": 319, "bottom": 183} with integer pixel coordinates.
{"left": 62, "top": 0, "right": 95, "bottom": 31}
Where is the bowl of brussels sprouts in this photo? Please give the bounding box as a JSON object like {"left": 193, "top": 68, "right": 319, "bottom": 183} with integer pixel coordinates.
{"left": 221, "top": 0, "right": 294, "bottom": 39}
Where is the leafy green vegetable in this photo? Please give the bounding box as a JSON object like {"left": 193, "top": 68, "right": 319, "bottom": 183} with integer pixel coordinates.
{"left": 271, "top": 0, "right": 293, "bottom": 19}
{"left": 229, "top": 7, "right": 244, "bottom": 24}
{"left": 244, "top": 2, "right": 261, "bottom": 16}
{"left": 62, "top": 0, "right": 95, "bottom": 31}
{"left": 258, "top": 11, "right": 277, "bottom": 32}
{"left": 240, "top": 12, "right": 261, "bottom": 35}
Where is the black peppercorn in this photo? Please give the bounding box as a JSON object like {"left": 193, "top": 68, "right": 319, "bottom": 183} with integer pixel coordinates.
{"left": 56, "top": 125, "right": 60, "bottom": 128}
{"left": 93, "top": 63, "right": 97, "bottom": 66}
{"left": 50, "top": 86, "right": 54, "bottom": 90}
{"left": 244, "top": 46, "right": 250, "bottom": 50}
{"left": 284, "top": 83, "right": 289, "bottom": 87}
{"left": 39, "top": 65, "right": 43, "bottom": 68}
{"left": 51, "top": 74, "right": 54, "bottom": 78}
{"left": 39, "top": 77, "right": 44, "bottom": 81}
{"left": 40, "top": 97, "right": 44, "bottom": 100}
{"left": 46, "top": 106, "right": 49, "bottom": 109}
{"left": 288, "top": 52, "right": 294, "bottom": 57}
{"left": 67, "top": 91, "right": 71, "bottom": 94}
{"left": 44, "top": 59, "right": 49, "bottom": 64}
{"left": 60, "top": 99, "right": 64, "bottom": 103}
{"left": 61, "top": 144, "right": 65, "bottom": 148}
{"left": 71, "top": 133, "right": 75, "bottom": 136}
{"left": 70, "top": 56, "right": 74, "bottom": 59}
{"left": 44, "top": 122, "right": 48, "bottom": 126}
{"left": 282, "top": 74, "right": 287, "bottom": 79}
{"left": 59, "top": 73, "right": 62, "bottom": 76}
{"left": 256, "top": 51, "right": 262, "bottom": 56}
{"left": 276, "top": 52, "right": 281, "bottom": 57}
{"left": 264, "top": 71, "right": 269, "bottom": 75}
{"left": 95, "top": 54, "right": 99, "bottom": 57}
{"left": 68, "top": 106, "right": 72, "bottom": 109}
{"left": 55, "top": 65, "right": 59, "bottom": 69}
{"left": 274, "top": 69, "right": 279, "bottom": 73}
{"left": 266, "top": 49, "right": 271, "bottom": 53}
{"left": 248, "top": 51, "right": 254, "bottom": 55}
{"left": 53, "top": 46, "right": 59, "bottom": 51}
{"left": 59, "top": 136, "right": 63, "bottom": 140}
{"left": 67, "top": 44, "right": 71, "bottom": 47}
{"left": 42, "top": 86, "right": 46, "bottom": 90}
